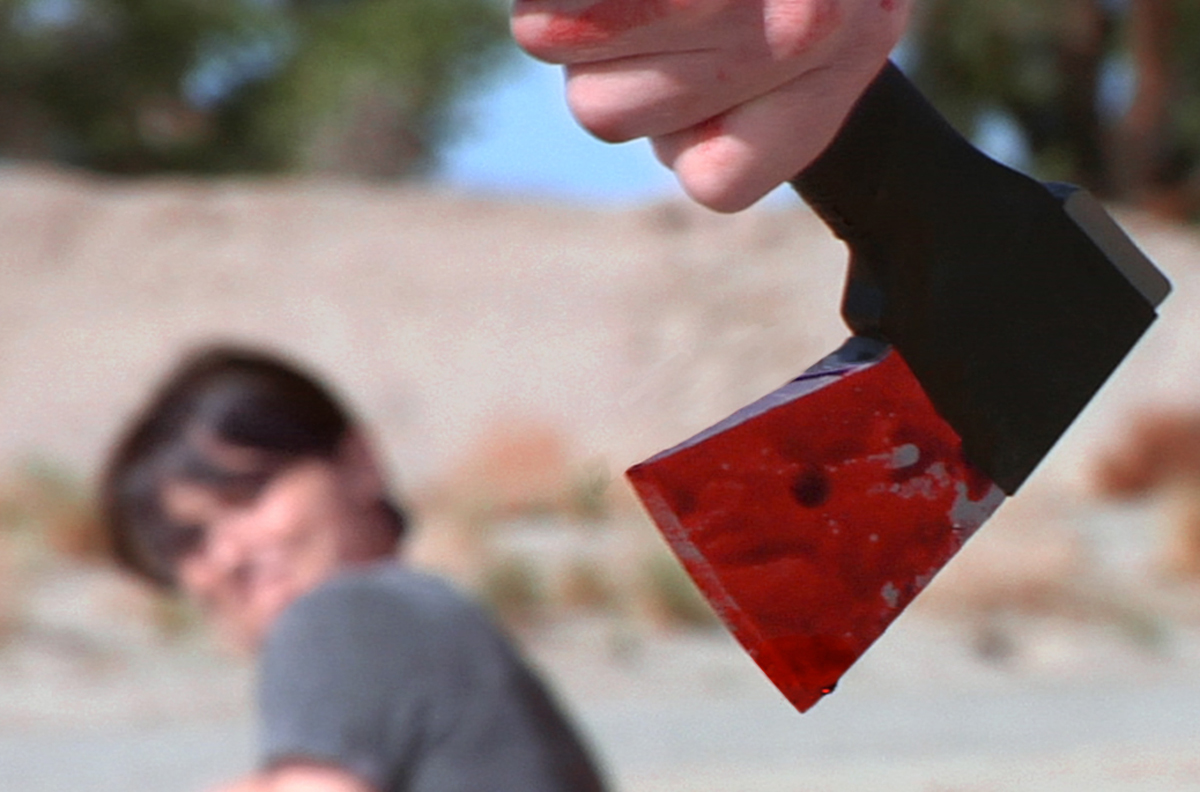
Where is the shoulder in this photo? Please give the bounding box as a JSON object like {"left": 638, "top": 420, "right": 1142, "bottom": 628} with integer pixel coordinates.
{"left": 256, "top": 566, "right": 490, "bottom": 763}
{"left": 279, "top": 564, "right": 475, "bottom": 631}
{"left": 300, "top": 562, "right": 466, "bottom": 606}
{"left": 265, "top": 563, "right": 505, "bottom": 666}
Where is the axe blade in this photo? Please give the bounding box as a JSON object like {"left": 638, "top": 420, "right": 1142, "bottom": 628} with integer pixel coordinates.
{"left": 627, "top": 340, "right": 1005, "bottom": 712}
{"left": 626, "top": 62, "right": 1170, "bottom": 712}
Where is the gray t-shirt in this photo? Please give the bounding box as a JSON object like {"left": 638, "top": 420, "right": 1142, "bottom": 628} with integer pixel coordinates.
{"left": 259, "top": 564, "right": 608, "bottom": 792}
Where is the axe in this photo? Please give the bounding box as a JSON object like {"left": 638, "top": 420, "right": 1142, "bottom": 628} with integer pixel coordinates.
{"left": 626, "top": 61, "right": 1171, "bottom": 713}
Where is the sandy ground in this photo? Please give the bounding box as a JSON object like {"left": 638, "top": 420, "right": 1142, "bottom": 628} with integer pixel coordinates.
{"left": 5, "top": 574, "right": 1200, "bottom": 792}
{"left": 3, "top": 166, "right": 1200, "bottom": 790}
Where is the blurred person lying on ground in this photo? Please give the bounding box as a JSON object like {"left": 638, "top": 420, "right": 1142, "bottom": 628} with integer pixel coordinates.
{"left": 99, "top": 344, "right": 608, "bottom": 792}
{"left": 510, "top": 0, "right": 913, "bottom": 211}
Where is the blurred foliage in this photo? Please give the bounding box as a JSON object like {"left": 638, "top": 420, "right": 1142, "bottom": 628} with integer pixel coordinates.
{"left": 0, "top": 458, "right": 107, "bottom": 563}
{"left": 479, "top": 554, "right": 547, "bottom": 629}
{"left": 0, "top": 0, "right": 513, "bottom": 178}
{"left": 910, "top": 0, "right": 1200, "bottom": 219}
{"left": 637, "top": 552, "right": 720, "bottom": 630}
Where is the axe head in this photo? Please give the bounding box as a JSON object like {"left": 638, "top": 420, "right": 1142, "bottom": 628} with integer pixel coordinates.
{"left": 627, "top": 339, "right": 1005, "bottom": 712}
{"left": 625, "top": 63, "right": 1170, "bottom": 713}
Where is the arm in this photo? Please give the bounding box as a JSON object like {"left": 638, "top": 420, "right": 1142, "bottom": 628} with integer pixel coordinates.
{"left": 208, "top": 763, "right": 376, "bottom": 792}
{"left": 510, "top": 0, "right": 913, "bottom": 212}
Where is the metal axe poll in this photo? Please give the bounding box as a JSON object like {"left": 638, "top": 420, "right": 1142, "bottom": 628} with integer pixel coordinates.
{"left": 626, "top": 61, "right": 1172, "bottom": 713}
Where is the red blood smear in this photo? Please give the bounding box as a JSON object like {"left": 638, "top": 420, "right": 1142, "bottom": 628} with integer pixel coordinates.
{"left": 627, "top": 349, "right": 1005, "bottom": 712}
{"left": 534, "top": 0, "right": 684, "bottom": 47}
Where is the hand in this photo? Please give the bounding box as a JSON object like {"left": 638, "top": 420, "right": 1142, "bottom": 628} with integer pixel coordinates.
{"left": 207, "top": 775, "right": 271, "bottom": 792}
{"left": 511, "top": 0, "right": 913, "bottom": 212}
{"left": 206, "top": 765, "right": 375, "bottom": 792}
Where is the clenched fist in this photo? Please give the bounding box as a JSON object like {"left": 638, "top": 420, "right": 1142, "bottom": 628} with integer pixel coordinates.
{"left": 511, "top": 0, "right": 912, "bottom": 211}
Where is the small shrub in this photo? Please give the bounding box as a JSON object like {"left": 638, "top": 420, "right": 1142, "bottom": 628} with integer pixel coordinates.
{"left": 0, "top": 460, "right": 109, "bottom": 563}
{"left": 637, "top": 552, "right": 720, "bottom": 629}
{"left": 479, "top": 555, "right": 547, "bottom": 629}
{"left": 558, "top": 557, "right": 619, "bottom": 613}
{"left": 567, "top": 461, "right": 612, "bottom": 522}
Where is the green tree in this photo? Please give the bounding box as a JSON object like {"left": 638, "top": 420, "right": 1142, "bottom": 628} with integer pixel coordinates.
{"left": 910, "top": 0, "right": 1200, "bottom": 219}
{"left": 0, "top": 0, "right": 513, "bottom": 178}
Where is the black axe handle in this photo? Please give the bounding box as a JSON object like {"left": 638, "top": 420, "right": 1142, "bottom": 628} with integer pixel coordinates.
{"left": 791, "top": 61, "right": 1170, "bottom": 494}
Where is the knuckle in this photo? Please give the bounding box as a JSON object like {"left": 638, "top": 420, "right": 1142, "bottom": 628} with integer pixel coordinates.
{"left": 574, "top": 112, "right": 639, "bottom": 144}
{"left": 764, "top": 0, "right": 845, "bottom": 57}
{"left": 565, "top": 86, "right": 642, "bottom": 143}
{"left": 510, "top": 15, "right": 573, "bottom": 62}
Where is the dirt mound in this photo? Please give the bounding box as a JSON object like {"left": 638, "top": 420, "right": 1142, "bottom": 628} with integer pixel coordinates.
{"left": 0, "top": 166, "right": 852, "bottom": 489}
{"left": 3, "top": 163, "right": 1200, "bottom": 620}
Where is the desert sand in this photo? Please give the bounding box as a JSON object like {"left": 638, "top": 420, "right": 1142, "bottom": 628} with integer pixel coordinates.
{"left": 3, "top": 165, "right": 1200, "bottom": 791}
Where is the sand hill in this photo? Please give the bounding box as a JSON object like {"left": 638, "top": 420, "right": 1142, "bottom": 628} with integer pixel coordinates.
{"left": 5, "top": 165, "right": 1200, "bottom": 791}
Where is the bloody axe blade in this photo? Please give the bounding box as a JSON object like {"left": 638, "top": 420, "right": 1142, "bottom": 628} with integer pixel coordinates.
{"left": 625, "top": 61, "right": 1171, "bottom": 713}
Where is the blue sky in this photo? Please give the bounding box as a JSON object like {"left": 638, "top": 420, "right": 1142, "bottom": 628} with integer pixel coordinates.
{"left": 439, "top": 54, "right": 682, "bottom": 206}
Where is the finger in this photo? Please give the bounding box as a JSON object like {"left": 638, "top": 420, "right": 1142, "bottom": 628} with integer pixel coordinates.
{"left": 555, "top": 8, "right": 841, "bottom": 143}
{"left": 511, "top": 0, "right": 729, "bottom": 65}
{"left": 563, "top": 50, "right": 774, "bottom": 142}
{"left": 653, "top": 58, "right": 887, "bottom": 212}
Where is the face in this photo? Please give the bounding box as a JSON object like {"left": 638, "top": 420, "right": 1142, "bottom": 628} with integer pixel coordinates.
{"left": 161, "top": 437, "right": 393, "bottom": 653}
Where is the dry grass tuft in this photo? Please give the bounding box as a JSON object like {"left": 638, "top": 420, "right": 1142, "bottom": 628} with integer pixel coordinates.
{"left": 633, "top": 551, "right": 720, "bottom": 630}
{"left": 0, "top": 460, "right": 109, "bottom": 563}
{"left": 479, "top": 554, "right": 547, "bottom": 629}
{"left": 1095, "top": 408, "right": 1200, "bottom": 580}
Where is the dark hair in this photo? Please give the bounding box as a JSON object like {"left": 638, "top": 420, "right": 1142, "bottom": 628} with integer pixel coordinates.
{"left": 100, "top": 343, "right": 407, "bottom": 589}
